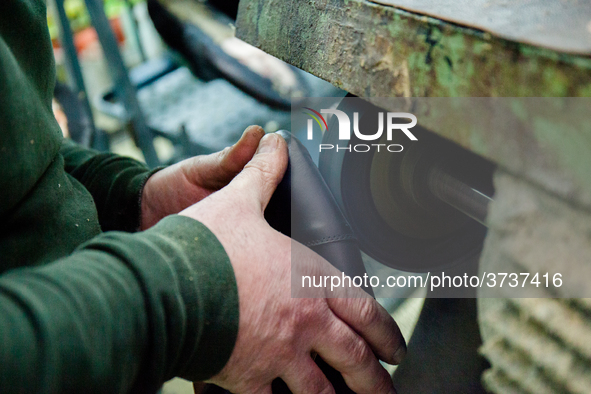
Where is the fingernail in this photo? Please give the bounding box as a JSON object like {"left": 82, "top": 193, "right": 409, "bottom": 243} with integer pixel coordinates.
{"left": 245, "top": 125, "right": 264, "bottom": 136}
{"left": 393, "top": 342, "right": 407, "bottom": 365}
{"left": 236, "top": 126, "right": 262, "bottom": 144}
{"left": 257, "top": 133, "right": 279, "bottom": 154}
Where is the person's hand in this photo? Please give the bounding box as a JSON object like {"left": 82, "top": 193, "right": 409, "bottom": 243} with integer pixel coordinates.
{"left": 180, "top": 133, "right": 406, "bottom": 394}
{"left": 140, "top": 125, "right": 266, "bottom": 230}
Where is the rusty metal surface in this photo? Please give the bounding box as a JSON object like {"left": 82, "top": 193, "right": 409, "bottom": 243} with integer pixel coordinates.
{"left": 370, "top": 0, "right": 591, "bottom": 56}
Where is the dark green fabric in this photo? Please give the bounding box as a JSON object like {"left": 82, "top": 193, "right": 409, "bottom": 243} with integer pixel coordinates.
{"left": 0, "top": 1, "right": 239, "bottom": 393}
{"left": 60, "top": 138, "right": 162, "bottom": 233}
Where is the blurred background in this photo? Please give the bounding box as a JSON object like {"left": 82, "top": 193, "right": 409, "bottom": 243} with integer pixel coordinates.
{"left": 48, "top": 0, "right": 343, "bottom": 167}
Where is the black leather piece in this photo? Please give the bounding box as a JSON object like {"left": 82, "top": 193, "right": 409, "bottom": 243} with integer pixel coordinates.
{"left": 265, "top": 131, "right": 367, "bottom": 394}
{"left": 266, "top": 131, "right": 371, "bottom": 284}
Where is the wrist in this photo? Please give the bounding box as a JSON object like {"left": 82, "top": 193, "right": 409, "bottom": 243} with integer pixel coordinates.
{"left": 139, "top": 167, "right": 166, "bottom": 231}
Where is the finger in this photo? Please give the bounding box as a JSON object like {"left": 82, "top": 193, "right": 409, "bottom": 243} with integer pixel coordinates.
{"left": 281, "top": 356, "right": 335, "bottom": 394}
{"left": 186, "top": 125, "right": 265, "bottom": 189}
{"left": 290, "top": 242, "right": 405, "bottom": 364}
{"left": 219, "top": 125, "right": 266, "bottom": 176}
{"left": 314, "top": 318, "right": 396, "bottom": 394}
{"left": 225, "top": 132, "right": 289, "bottom": 212}
{"left": 327, "top": 298, "right": 406, "bottom": 365}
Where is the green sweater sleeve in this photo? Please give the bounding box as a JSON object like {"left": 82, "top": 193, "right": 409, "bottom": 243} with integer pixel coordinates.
{"left": 0, "top": 215, "right": 239, "bottom": 393}
{"left": 0, "top": 1, "right": 240, "bottom": 392}
{"left": 60, "top": 139, "right": 161, "bottom": 232}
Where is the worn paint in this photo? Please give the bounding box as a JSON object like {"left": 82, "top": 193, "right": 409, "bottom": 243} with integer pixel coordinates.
{"left": 237, "top": 0, "right": 591, "bottom": 97}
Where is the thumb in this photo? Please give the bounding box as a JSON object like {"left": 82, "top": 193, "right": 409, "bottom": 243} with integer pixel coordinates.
{"left": 181, "top": 125, "right": 265, "bottom": 190}
{"left": 213, "top": 125, "right": 266, "bottom": 178}
{"left": 225, "top": 132, "right": 288, "bottom": 213}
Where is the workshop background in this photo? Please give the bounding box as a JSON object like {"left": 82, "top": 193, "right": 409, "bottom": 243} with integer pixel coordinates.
{"left": 47, "top": 0, "right": 591, "bottom": 393}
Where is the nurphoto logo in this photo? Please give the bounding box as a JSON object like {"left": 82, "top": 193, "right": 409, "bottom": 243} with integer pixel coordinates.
{"left": 303, "top": 107, "right": 418, "bottom": 153}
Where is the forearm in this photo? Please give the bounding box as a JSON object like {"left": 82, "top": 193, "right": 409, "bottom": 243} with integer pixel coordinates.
{"left": 0, "top": 215, "right": 239, "bottom": 393}
{"left": 60, "top": 139, "right": 161, "bottom": 232}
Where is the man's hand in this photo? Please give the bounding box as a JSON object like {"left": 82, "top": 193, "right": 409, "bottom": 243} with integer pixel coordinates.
{"left": 180, "top": 133, "right": 406, "bottom": 394}
{"left": 140, "top": 125, "right": 266, "bottom": 230}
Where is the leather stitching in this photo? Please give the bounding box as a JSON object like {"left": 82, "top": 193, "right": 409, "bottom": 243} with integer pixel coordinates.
{"left": 305, "top": 234, "right": 356, "bottom": 247}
